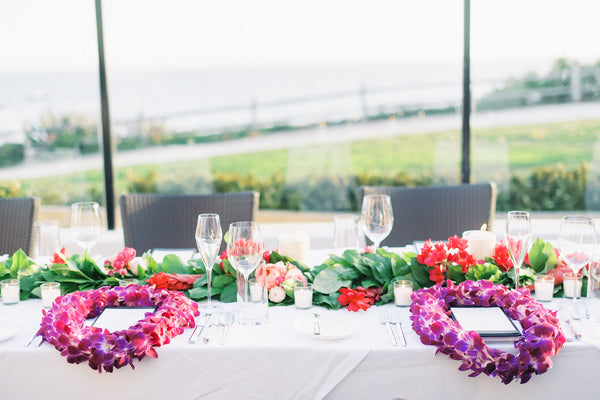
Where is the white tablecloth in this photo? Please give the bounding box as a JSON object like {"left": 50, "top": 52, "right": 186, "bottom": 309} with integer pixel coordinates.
{"left": 1, "top": 296, "right": 600, "bottom": 399}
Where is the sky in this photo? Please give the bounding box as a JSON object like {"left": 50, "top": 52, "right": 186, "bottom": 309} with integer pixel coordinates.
{"left": 0, "top": 0, "right": 599, "bottom": 72}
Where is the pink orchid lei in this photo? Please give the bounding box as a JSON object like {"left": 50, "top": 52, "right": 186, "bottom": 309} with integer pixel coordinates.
{"left": 410, "top": 280, "right": 566, "bottom": 384}
{"left": 37, "top": 285, "right": 199, "bottom": 373}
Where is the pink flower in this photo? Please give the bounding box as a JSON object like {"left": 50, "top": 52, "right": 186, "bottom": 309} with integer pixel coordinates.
{"left": 255, "top": 261, "right": 288, "bottom": 290}
{"left": 284, "top": 267, "right": 306, "bottom": 284}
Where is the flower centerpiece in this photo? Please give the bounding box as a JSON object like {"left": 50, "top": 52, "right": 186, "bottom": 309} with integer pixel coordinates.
{"left": 38, "top": 285, "right": 199, "bottom": 373}
{"left": 410, "top": 280, "right": 565, "bottom": 384}
{"left": 254, "top": 260, "right": 307, "bottom": 304}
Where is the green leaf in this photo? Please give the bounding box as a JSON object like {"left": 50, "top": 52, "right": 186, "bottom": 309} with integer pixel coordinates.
{"left": 219, "top": 283, "right": 238, "bottom": 303}
{"left": 312, "top": 292, "right": 342, "bottom": 309}
{"left": 410, "top": 258, "right": 432, "bottom": 289}
{"left": 447, "top": 264, "right": 467, "bottom": 283}
{"left": 213, "top": 274, "right": 236, "bottom": 288}
{"left": 527, "top": 238, "right": 557, "bottom": 274}
{"left": 465, "top": 263, "right": 501, "bottom": 282}
{"left": 312, "top": 268, "right": 352, "bottom": 294}
{"left": 160, "top": 255, "right": 192, "bottom": 274}
{"left": 187, "top": 287, "right": 207, "bottom": 300}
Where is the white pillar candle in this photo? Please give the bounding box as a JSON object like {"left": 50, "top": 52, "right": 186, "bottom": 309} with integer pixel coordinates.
{"left": 294, "top": 283, "right": 313, "bottom": 309}
{"left": 278, "top": 234, "right": 310, "bottom": 265}
{"left": 534, "top": 276, "right": 554, "bottom": 302}
{"left": 1, "top": 279, "right": 20, "bottom": 305}
{"left": 394, "top": 280, "right": 413, "bottom": 306}
{"left": 563, "top": 274, "right": 582, "bottom": 298}
{"left": 462, "top": 230, "right": 496, "bottom": 260}
{"left": 41, "top": 282, "right": 61, "bottom": 308}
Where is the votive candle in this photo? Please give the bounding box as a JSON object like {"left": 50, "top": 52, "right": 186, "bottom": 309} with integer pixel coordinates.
{"left": 394, "top": 280, "right": 413, "bottom": 306}
{"left": 41, "top": 282, "right": 61, "bottom": 308}
{"left": 1, "top": 279, "right": 20, "bottom": 305}
{"left": 294, "top": 282, "right": 313, "bottom": 309}
{"left": 534, "top": 275, "right": 554, "bottom": 302}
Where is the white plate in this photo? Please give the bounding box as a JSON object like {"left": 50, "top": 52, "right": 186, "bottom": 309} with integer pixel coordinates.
{"left": 293, "top": 314, "right": 360, "bottom": 340}
{"left": 0, "top": 324, "right": 18, "bottom": 343}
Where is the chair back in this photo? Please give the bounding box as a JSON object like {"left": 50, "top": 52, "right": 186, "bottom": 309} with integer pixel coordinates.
{"left": 119, "top": 192, "right": 260, "bottom": 254}
{"left": 0, "top": 197, "right": 39, "bottom": 255}
{"left": 358, "top": 183, "right": 496, "bottom": 247}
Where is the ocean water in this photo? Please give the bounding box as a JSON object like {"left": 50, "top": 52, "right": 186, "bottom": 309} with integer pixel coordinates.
{"left": 0, "top": 63, "right": 521, "bottom": 136}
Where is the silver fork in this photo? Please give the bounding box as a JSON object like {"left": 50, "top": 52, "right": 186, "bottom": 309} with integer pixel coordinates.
{"left": 379, "top": 309, "right": 398, "bottom": 347}
{"left": 389, "top": 310, "right": 407, "bottom": 347}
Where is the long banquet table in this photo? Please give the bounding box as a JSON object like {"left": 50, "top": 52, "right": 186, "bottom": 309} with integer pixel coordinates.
{"left": 1, "top": 250, "right": 600, "bottom": 399}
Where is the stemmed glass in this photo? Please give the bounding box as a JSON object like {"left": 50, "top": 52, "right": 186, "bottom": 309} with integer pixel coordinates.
{"left": 558, "top": 216, "right": 596, "bottom": 314}
{"left": 195, "top": 213, "right": 222, "bottom": 311}
{"left": 504, "top": 211, "right": 532, "bottom": 289}
{"left": 360, "top": 194, "right": 394, "bottom": 250}
{"left": 71, "top": 202, "right": 103, "bottom": 254}
{"left": 227, "top": 221, "right": 265, "bottom": 322}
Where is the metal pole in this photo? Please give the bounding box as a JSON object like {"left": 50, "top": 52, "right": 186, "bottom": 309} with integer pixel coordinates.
{"left": 461, "top": 0, "right": 471, "bottom": 184}
{"left": 95, "top": 0, "right": 115, "bottom": 229}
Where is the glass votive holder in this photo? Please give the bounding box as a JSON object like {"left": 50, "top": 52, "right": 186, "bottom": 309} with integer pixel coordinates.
{"left": 534, "top": 275, "right": 554, "bottom": 302}
{"left": 41, "top": 282, "right": 61, "bottom": 308}
{"left": 394, "top": 280, "right": 413, "bottom": 307}
{"left": 294, "top": 282, "right": 313, "bottom": 309}
{"left": 1, "top": 279, "right": 20, "bottom": 305}
{"left": 563, "top": 272, "right": 582, "bottom": 299}
{"left": 119, "top": 279, "right": 139, "bottom": 287}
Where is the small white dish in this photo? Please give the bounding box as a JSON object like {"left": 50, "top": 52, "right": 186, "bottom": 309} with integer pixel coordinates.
{"left": 293, "top": 314, "right": 359, "bottom": 340}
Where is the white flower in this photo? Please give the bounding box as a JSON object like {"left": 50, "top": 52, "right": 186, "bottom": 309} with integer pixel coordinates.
{"left": 127, "top": 257, "right": 146, "bottom": 276}
{"left": 268, "top": 286, "right": 286, "bottom": 303}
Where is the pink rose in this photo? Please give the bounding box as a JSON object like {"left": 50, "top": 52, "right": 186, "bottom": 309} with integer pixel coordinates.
{"left": 284, "top": 267, "right": 306, "bottom": 284}
{"left": 255, "top": 261, "right": 288, "bottom": 290}
{"left": 122, "top": 247, "right": 136, "bottom": 261}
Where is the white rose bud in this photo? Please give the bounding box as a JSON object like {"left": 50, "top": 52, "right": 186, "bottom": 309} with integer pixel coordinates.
{"left": 268, "top": 286, "right": 286, "bottom": 303}
{"left": 127, "top": 257, "right": 146, "bottom": 276}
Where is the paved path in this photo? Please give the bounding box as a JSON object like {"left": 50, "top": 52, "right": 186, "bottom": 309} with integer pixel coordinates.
{"left": 2, "top": 102, "right": 600, "bottom": 180}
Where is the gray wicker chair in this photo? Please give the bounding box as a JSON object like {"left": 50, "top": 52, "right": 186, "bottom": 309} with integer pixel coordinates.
{"left": 119, "top": 192, "right": 260, "bottom": 254}
{"left": 357, "top": 183, "right": 497, "bottom": 247}
{"left": 0, "top": 197, "right": 39, "bottom": 255}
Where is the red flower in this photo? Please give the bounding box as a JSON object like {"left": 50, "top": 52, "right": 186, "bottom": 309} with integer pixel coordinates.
{"left": 51, "top": 247, "right": 69, "bottom": 264}
{"left": 492, "top": 241, "right": 513, "bottom": 272}
{"left": 338, "top": 287, "right": 374, "bottom": 311}
{"left": 147, "top": 272, "right": 202, "bottom": 291}
{"left": 428, "top": 266, "right": 445, "bottom": 283}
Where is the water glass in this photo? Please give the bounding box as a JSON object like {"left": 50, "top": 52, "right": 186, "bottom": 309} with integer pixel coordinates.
{"left": 333, "top": 214, "right": 359, "bottom": 250}
{"left": 34, "top": 220, "right": 61, "bottom": 261}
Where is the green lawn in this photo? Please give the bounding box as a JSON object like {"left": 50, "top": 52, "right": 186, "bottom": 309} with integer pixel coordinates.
{"left": 4, "top": 118, "right": 600, "bottom": 206}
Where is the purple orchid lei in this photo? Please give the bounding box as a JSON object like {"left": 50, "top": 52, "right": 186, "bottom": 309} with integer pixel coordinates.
{"left": 410, "top": 280, "right": 566, "bottom": 384}
{"left": 38, "top": 285, "right": 199, "bottom": 373}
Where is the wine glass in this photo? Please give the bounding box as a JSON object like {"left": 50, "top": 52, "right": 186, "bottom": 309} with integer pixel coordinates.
{"left": 195, "top": 213, "right": 222, "bottom": 311}
{"left": 504, "top": 211, "right": 532, "bottom": 289}
{"left": 70, "top": 202, "right": 103, "bottom": 254}
{"left": 227, "top": 221, "right": 265, "bottom": 323}
{"left": 558, "top": 216, "right": 596, "bottom": 314}
{"left": 360, "top": 194, "right": 394, "bottom": 250}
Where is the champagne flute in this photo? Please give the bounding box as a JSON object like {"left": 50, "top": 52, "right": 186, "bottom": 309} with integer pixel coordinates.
{"left": 195, "top": 213, "right": 222, "bottom": 311}
{"left": 504, "top": 211, "right": 532, "bottom": 289}
{"left": 71, "top": 202, "right": 103, "bottom": 254}
{"left": 227, "top": 221, "right": 264, "bottom": 324}
{"left": 360, "top": 194, "right": 394, "bottom": 250}
{"left": 558, "top": 216, "right": 596, "bottom": 314}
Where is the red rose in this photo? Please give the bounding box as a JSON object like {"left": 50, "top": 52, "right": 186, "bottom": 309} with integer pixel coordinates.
{"left": 147, "top": 272, "right": 202, "bottom": 291}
